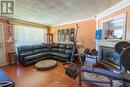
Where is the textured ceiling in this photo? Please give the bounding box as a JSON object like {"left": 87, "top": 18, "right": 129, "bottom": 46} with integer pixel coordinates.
{"left": 14, "top": 0, "right": 122, "bottom": 26}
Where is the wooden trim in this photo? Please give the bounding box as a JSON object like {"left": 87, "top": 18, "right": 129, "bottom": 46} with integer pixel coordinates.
{"left": 96, "top": 0, "right": 130, "bottom": 19}
{"left": 9, "top": 18, "right": 49, "bottom": 29}
{"left": 0, "top": 17, "right": 49, "bottom": 29}
{"left": 0, "top": 23, "right": 6, "bottom": 65}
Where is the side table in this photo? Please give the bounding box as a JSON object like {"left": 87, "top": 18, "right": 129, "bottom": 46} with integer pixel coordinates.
{"left": 8, "top": 51, "right": 17, "bottom": 65}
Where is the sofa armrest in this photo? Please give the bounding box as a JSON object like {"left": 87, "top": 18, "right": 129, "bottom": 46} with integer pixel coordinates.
{"left": 18, "top": 54, "right": 26, "bottom": 63}
{"left": 20, "top": 53, "right": 26, "bottom": 56}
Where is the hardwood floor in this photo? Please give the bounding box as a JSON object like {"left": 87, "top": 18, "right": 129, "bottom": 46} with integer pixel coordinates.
{"left": 1, "top": 62, "right": 90, "bottom": 87}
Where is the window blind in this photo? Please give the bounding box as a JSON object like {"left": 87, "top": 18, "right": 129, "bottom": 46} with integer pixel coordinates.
{"left": 14, "top": 25, "right": 47, "bottom": 46}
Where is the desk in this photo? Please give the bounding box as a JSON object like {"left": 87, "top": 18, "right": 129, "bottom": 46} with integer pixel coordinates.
{"left": 8, "top": 51, "right": 17, "bottom": 64}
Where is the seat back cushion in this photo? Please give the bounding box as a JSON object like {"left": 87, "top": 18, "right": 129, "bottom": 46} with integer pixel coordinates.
{"left": 41, "top": 44, "right": 48, "bottom": 48}
{"left": 59, "top": 44, "right": 66, "bottom": 49}
{"left": 33, "top": 45, "right": 42, "bottom": 54}
{"left": 33, "top": 45, "right": 41, "bottom": 49}
{"left": 17, "top": 45, "right": 33, "bottom": 54}
{"left": 40, "top": 44, "right": 50, "bottom": 52}
{"left": 52, "top": 43, "right": 60, "bottom": 48}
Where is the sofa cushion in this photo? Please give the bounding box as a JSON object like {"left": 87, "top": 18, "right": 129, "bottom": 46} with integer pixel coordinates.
{"left": 52, "top": 48, "right": 59, "bottom": 52}
{"left": 33, "top": 49, "right": 42, "bottom": 54}
{"left": 41, "top": 44, "right": 48, "bottom": 48}
{"left": 33, "top": 45, "right": 42, "bottom": 50}
{"left": 58, "top": 53, "right": 69, "bottom": 58}
{"left": 58, "top": 49, "right": 65, "bottom": 53}
{"left": 51, "top": 52, "right": 69, "bottom": 58}
{"left": 59, "top": 44, "right": 66, "bottom": 48}
{"left": 21, "top": 46, "right": 33, "bottom": 52}
{"left": 51, "top": 52, "right": 60, "bottom": 56}
{"left": 45, "top": 52, "right": 52, "bottom": 55}
{"left": 65, "top": 50, "right": 72, "bottom": 54}
{"left": 20, "top": 51, "right": 34, "bottom": 56}
{"left": 66, "top": 44, "right": 73, "bottom": 49}
{"left": 52, "top": 43, "right": 60, "bottom": 48}
{"left": 51, "top": 56, "right": 68, "bottom": 61}
{"left": 24, "top": 53, "right": 47, "bottom": 61}
{"left": 42, "top": 48, "right": 50, "bottom": 52}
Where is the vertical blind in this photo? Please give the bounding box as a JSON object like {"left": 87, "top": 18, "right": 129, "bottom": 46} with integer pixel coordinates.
{"left": 14, "top": 25, "right": 47, "bottom": 46}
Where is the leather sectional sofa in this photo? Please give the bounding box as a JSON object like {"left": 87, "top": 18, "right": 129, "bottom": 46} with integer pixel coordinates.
{"left": 17, "top": 43, "right": 74, "bottom": 66}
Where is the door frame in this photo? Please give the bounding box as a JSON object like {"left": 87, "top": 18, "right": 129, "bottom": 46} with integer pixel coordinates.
{"left": 0, "top": 23, "right": 6, "bottom": 65}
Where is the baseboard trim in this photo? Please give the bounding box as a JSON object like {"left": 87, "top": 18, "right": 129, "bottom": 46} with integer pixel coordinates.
{"left": 0, "top": 62, "right": 17, "bottom": 67}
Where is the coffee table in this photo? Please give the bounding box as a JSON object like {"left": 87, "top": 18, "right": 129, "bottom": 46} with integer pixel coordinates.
{"left": 35, "top": 60, "right": 57, "bottom": 70}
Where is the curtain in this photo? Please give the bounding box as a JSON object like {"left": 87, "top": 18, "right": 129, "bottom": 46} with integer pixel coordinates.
{"left": 14, "top": 25, "right": 47, "bottom": 46}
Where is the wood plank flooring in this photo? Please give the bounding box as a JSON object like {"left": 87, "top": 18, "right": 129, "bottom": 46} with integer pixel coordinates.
{"left": 1, "top": 62, "right": 90, "bottom": 87}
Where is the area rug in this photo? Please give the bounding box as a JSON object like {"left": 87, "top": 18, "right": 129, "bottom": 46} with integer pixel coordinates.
{"left": 83, "top": 72, "right": 122, "bottom": 87}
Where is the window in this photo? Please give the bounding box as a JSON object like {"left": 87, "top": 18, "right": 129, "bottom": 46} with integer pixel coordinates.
{"left": 14, "top": 25, "right": 47, "bottom": 46}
